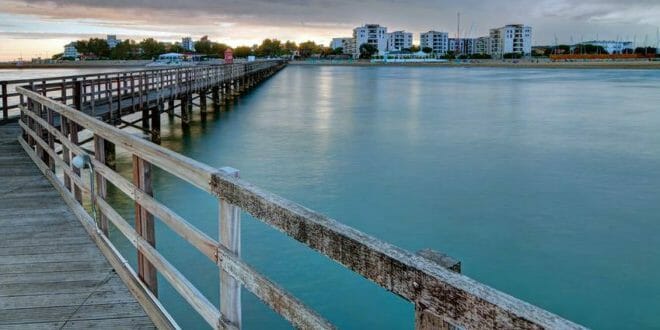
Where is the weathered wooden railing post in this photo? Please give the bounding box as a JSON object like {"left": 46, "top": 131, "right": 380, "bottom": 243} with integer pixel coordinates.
{"left": 94, "top": 134, "right": 110, "bottom": 235}
{"left": 415, "top": 249, "right": 462, "bottom": 330}
{"left": 1, "top": 82, "right": 7, "bottom": 120}
{"left": 71, "top": 79, "right": 83, "bottom": 203}
{"left": 218, "top": 167, "right": 241, "bottom": 329}
{"left": 133, "top": 155, "right": 158, "bottom": 295}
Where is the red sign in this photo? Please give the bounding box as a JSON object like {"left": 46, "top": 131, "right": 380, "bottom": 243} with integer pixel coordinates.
{"left": 224, "top": 48, "right": 234, "bottom": 64}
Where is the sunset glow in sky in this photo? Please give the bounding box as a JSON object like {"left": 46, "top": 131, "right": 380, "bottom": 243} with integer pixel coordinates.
{"left": 1, "top": 0, "right": 660, "bottom": 60}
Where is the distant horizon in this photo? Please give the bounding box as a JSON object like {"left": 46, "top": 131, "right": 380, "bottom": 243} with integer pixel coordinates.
{"left": 1, "top": 0, "right": 660, "bottom": 61}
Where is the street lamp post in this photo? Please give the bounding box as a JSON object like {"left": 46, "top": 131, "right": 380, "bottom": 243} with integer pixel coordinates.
{"left": 72, "top": 154, "right": 97, "bottom": 225}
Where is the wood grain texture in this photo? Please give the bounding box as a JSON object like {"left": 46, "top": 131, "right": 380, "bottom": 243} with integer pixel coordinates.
{"left": 0, "top": 122, "right": 156, "bottom": 329}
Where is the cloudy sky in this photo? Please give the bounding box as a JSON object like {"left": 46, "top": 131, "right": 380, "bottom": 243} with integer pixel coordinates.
{"left": 1, "top": 0, "right": 659, "bottom": 60}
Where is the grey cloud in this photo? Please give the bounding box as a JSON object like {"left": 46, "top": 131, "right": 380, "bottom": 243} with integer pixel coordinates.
{"left": 2, "top": 0, "right": 660, "bottom": 44}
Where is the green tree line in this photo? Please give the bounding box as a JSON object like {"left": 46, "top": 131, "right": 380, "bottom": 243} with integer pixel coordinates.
{"left": 55, "top": 37, "right": 339, "bottom": 60}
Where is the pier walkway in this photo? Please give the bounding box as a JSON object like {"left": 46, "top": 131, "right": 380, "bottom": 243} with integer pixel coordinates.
{"left": 0, "top": 122, "right": 154, "bottom": 329}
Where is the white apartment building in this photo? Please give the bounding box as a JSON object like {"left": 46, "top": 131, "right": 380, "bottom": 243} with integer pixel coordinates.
{"left": 489, "top": 24, "right": 532, "bottom": 56}
{"left": 420, "top": 31, "right": 449, "bottom": 54}
{"left": 579, "top": 40, "right": 633, "bottom": 54}
{"left": 353, "top": 24, "right": 389, "bottom": 57}
{"left": 63, "top": 42, "right": 79, "bottom": 59}
{"left": 107, "top": 35, "right": 120, "bottom": 49}
{"left": 475, "top": 37, "right": 492, "bottom": 55}
{"left": 448, "top": 38, "right": 477, "bottom": 55}
{"left": 182, "top": 37, "right": 195, "bottom": 52}
{"left": 387, "top": 31, "right": 413, "bottom": 51}
{"left": 330, "top": 37, "right": 356, "bottom": 55}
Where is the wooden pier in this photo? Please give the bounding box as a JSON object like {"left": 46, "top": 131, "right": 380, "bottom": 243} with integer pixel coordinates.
{"left": 0, "top": 122, "right": 155, "bottom": 328}
{"left": 1, "top": 61, "right": 585, "bottom": 329}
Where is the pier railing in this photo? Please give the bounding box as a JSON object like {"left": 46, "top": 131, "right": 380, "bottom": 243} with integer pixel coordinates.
{"left": 1, "top": 61, "right": 280, "bottom": 122}
{"left": 15, "top": 70, "right": 584, "bottom": 329}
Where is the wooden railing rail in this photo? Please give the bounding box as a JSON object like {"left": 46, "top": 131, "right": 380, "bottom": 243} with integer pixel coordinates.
{"left": 1, "top": 61, "right": 282, "bottom": 122}
{"left": 15, "top": 74, "right": 584, "bottom": 329}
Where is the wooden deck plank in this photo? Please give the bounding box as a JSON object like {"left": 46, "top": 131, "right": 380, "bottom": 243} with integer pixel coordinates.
{"left": 0, "top": 122, "right": 154, "bottom": 328}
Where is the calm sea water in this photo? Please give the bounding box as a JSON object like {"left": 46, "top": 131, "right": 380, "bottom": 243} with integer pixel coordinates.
{"left": 4, "top": 66, "right": 660, "bottom": 329}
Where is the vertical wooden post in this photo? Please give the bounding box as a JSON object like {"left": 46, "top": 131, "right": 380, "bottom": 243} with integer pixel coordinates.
{"left": 151, "top": 106, "right": 161, "bottom": 143}
{"left": 94, "top": 135, "right": 109, "bottom": 236}
{"left": 168, "top": 99, "right": 175, "bottom": 119}
{"left": 212, "top": 86, "right": 220, "bottom": 110}
{"left": 133, "top": 155, "right": 158, "bottom": 295}
{"left": 46, "top": 107, "right": 55, "bottom": 173}
{"left": 1, "top": 82, "right": 7, "bottom": 121}
{"left": 414, "top": 249, "right": 462, "bottom": 330}
{"left": 199, "top": 91, "right": 207, "bottom": 121}
{"left": 61, "top": 116, "right": 71, "bottom": 192}
{"left": 219, "top": 167, "right": 241, "bottom": 329}
{"left": 70, "top": 121, "right": 82, "bottom": 204}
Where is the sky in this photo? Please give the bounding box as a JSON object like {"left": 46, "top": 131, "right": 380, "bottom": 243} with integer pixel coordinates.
{"left": 1, "top": 0, "right": 660, "bottom": 60}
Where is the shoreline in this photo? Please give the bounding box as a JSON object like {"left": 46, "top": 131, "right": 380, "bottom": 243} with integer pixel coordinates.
{"left": 289, "top": 60, "right": 660, "bottom": 70}
{"left": 3, "top": 59, "right": 660, "bottom": 70}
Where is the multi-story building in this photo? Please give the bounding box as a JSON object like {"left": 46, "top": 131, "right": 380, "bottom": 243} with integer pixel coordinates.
{"left": 489, "top": 24, "right": 532, "bottom": 56}
{"left": 353, "top": 24, "right": 388, "bottom": 57}
{"left": 330, "top": 37, "right": 356, "bottom": 55}
{"left": 578, "top": 40, "right": 633, "bottom": 54}
{"left": 63, "top": 42, "right": 79, "bottom": 59}
{"left": 182, "top": 37, "right": 195, "bottom": 52}
{"left": 449, "top": 38, "right": 477, "bottom": 55}
{"left": 420, "top": 31, "right": 449, "bottom": 55}
{"left": 107, "top": 35, "right": 120, "bottom": 49}
{"left": 387, "top": 31, "right": 413, "bottom": 51}
{"left": 474, "top": 37, "right": 492, "bottom": 55}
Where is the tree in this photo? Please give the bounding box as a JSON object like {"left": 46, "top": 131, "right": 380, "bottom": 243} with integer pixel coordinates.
{"left": 442, "top": 51, "right": 456, "bottom": 60}
{"left": 51, "top": 53, "right": 63, "bottom": 60}
{"left": 358, "top": 43, "right": 378, "bottom": 59}
{"left": 233, "top": 46, "right": 253, "bottom": 58}
{"left": 332, "top": 47, "right": 344, "bottom": 55}
{"left": 139, "top": 38, "right": 166, "bottom": 59}
{"left": 110, "top": 40, "right": 137, "bottom": 60}
{"left": 421, "top": 47, "right": 432, "bottom": 54}
{"left": 75, "top": 38, "right": 110, "bottom": 58}
{"left": 211, "top": 43, "right": 229, "bottom": 57}
{"left": 298, "top": 41, "right": 321, "bottom": 58}
{"left": 194, "top": 39, "right": 214, "bottom": 55}
{"left": 409, "top": 45, "right": 420, "bottom": 52}
{"left": 503, "top": 52, "right": 523, "bottom": 59}
{"left": 283, "top": 41, "right": 298, "bottom": 55}
{"left": 168, "top": 44, "right": 187, "bottom": 54}
{"left": 256, "top": 39, "right": 283, "bottom": 57}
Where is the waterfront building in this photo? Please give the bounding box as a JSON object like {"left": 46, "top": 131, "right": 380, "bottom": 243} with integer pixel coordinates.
{"left": 475, "top": 36, "right": 492, "bottom": 55}
{"left": 449, "top": 38, "right": 477, "bottom": 55}
{"left": 330, "top": 37, "right": 356, "bottom": 55}
{"left": 107, "top": 35, "right": 120, "bottom": 48}
{"left": 63, "top": 42, "right": 79, "bottom": 59}
{"left": 182, "top": 37, "right": 195, "bottom": 52}
{"left": 420, "top": 31, "right": 449, "bottom": 55}
{"left": 353, "top": 24, "right": 389, "bottom": 57}
{"left": 578, "top": 40, "right": 633, "bottom": 54}
{"left": 387, "top": 31, "right": 413, "bottom": 51}
{"left": 489, "top": 24, "right": 532, "bottom": 56}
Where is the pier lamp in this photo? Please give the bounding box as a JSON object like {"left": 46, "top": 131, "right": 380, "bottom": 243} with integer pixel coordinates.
{"left": 72, "top": 154, "right": 97, "bottom": 225}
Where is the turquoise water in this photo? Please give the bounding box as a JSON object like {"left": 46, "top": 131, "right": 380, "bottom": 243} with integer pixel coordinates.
{"left": 5, "top": 66, "right": 659, "bottom": 329}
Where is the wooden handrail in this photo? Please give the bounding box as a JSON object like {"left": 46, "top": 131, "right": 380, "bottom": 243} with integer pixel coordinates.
{"left": 14, "top": 60, "right": 584, "bottom": 329}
